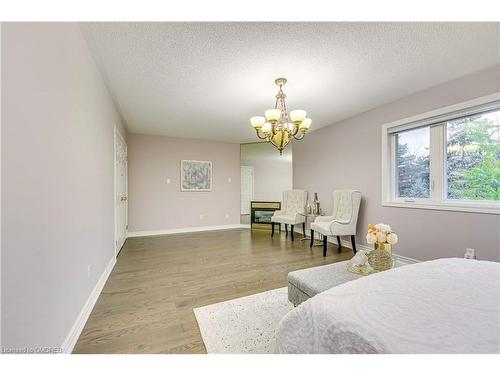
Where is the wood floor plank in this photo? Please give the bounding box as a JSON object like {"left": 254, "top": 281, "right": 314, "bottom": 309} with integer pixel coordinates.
{"left": 73, "top": 229, "right": 351, "bottom": 353}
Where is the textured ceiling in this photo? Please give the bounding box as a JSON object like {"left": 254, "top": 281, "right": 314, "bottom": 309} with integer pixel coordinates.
{"left": 81, "top": 22, "right": 500, "bottom": 143}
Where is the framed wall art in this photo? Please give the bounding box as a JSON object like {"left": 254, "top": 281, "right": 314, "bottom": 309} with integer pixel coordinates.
{"left": 180, "top": 160, "right": 212, "bottom": 192}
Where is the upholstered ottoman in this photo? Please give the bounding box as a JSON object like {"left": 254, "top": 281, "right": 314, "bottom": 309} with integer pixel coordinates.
{"left": 287, "top": 259, "right": 410, "bottom": 306}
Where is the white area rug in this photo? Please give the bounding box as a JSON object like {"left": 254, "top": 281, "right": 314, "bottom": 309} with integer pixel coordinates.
{"left": 193, "top": 287, "right": 292, "bottom": 354}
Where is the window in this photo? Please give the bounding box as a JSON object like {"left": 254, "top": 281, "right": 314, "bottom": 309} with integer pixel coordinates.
{"left": 396, "top": 127, "right": 430, "bottom": 199}
{"left": 382, "top": 93, "right": 500, "bottom": 214}
{"left": 446, "top": 111, "right": 499, "bottom": 201}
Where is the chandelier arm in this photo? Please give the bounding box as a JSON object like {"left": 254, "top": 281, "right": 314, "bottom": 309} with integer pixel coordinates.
{"left": 293, "top": 132, "right": 305, "bottom": 140}
{"left": 255, "top": 130, "right": 268, "bottom": 140}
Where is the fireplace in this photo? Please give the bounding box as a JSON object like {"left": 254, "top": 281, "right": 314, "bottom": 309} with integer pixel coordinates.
{"left": 250, "top": 201, "right": 281, "bottom": 230}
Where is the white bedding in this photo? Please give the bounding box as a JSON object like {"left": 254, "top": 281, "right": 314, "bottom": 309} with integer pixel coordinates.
{"left": 276, "top": 258, "right": 500, "bottom": 353}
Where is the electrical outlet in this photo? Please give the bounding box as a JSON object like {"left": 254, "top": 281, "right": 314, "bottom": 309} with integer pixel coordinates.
{"left": 166, "top": 178, "right": 171, "bottom": 184}
{"left": 464, "top": 248, "right": 476, "bottom": 259}
{"left": 87, "top": 264, "right": 91, "bottom": 279}
{"left": 199, "top": 214, "right": 204, "bottom": 220}
{"left": 225, "top": 213, "right": 229, "bottom": 219}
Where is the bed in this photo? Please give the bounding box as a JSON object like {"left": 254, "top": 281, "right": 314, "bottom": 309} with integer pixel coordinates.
{"left": 276, "top": 258, "right": 500, "bottom": 353}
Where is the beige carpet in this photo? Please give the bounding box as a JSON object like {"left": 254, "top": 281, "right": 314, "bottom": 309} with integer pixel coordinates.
{"left": 193, "top": 287, "right": 292, "bottom": 354}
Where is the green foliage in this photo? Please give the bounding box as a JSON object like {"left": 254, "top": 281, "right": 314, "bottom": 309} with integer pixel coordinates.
{"left": 447, "top": 114, "right": 500, "bottom": 201}
{"left": 396, "top": 111, "right": 499, "bottom": 201}
{"left": 397, "top": 140, "right": 429, "bottom": 198}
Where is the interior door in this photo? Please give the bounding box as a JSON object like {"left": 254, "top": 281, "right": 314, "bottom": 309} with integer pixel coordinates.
{"left": 240, "top": 166, "right": 254, "bottom": 215}
{"left": 115, "top": 129, "right": 128, "bottom": 255}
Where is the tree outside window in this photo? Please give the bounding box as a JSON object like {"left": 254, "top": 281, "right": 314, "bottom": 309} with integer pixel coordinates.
{"left": 396, "top": 127, "right": 430, "bottom": 198}
{"left": 447, "top": 110, "right": 500, "bottom": 201}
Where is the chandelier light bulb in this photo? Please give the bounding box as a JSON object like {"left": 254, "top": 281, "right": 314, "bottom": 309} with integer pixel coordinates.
{"left": 250, "top": 116, "right": 265, "bottom": 129}
{"left": 290, "top": 110, "right": 307, "bottom": 124}
{"left": 262, "top": 123, "right": 272, "bottom": 134}
{"left": 299, "top": 118, "right": 312, "bottom": 129}
{"left": 299, "top": 118, "right": 312, "bottom": 131}
{"left": 265, "top": 109, "right": 281, "bottom": 123}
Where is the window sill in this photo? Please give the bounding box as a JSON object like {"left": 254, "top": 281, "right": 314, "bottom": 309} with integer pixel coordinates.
{"left": 382, "top": 200, "right": 500, "bottom": 215}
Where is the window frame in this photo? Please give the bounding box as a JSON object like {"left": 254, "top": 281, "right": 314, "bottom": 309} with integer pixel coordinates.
{"left": 382, "top": 92, "right": 500, "bottom": 215}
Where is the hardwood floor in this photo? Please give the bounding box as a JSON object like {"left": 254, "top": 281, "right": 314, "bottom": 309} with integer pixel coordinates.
{"left": 73, "top": 228, "right": 352, "bottom": 354}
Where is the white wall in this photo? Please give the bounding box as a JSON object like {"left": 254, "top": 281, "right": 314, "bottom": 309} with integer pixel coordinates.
{"left": 293, "top": 65, "right": 500, "bottom": 261}
{"left": 1, "top": 23, "right": 126, "bottom": 350}
{"left": 240, "top": 143, "right": 293, "bottom": 203}
{"left": 127, "top": 133, "right": 241, "bottom": 233}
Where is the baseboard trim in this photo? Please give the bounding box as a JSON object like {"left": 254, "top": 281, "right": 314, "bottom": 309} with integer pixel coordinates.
{"left": 293, "top": 227, "right": 420, "bottom": 263}
{"left": 61, "top": 256, "right": 116, "bottom": 354}
{"left": 127, "top": 224, "right": 248, "bottom": 238}
{"left": 391, "top": 253, "right": 420, "bottom": 263}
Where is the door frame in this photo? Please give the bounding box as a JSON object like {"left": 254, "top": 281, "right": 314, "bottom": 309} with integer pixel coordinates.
{"left": 240, "top": 165, "right": 254, "bottom": 215}
{"left": 114, "top": 126, "right": 128, "bottom": 257}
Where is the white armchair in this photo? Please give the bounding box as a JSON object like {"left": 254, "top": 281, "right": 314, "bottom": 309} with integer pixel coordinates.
{"left": 310, "top": 190, "right": 361, "bottom": 256}
{"left": 271, "top": 189, "right": 308, "bottom": 241}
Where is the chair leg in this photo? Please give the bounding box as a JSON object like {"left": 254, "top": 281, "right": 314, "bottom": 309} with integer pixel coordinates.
{"left": 323, "top": 235, "right": 328, "bottom": 256}
{"left": 291, "top": 225, "right": 294, "bottom": 241}
{"left": 337, "top": 236, "right": 342, "bottom": 253}
{"left": 310, "top": 230, "right": 315, "bottom": 248}
{"left": 351, "top": 235, "right": 357, "bottom": 254}
{"left": 285, "top": 224, "right": 288, "bottom": 236}
{"left": 302, "top": 222, "right": 306, "bottom": 237}
{"left": 271, "top": 222, "right": 275, "bottom": 237}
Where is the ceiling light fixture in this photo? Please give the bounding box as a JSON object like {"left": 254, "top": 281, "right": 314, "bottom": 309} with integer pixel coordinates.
{"left": 250, "top": 77, "right": 311, "bottom": 155}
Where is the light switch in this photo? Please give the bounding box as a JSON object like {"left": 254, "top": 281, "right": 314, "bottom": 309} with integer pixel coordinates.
{"left": 228, "top": 177, "right": 232, "bottom": 183}
{"left": 166, "top": 178, "right": 171, "bottom": 184}
{"left": 225, "top": 213, "right": 229, "bottom": 219}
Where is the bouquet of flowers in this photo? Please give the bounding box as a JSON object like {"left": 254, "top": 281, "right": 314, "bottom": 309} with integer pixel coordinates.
{"left": 366, "top": 223, "right": 398, "bottom": 246}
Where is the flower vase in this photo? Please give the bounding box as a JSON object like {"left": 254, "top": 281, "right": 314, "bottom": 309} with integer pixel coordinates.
{"left": 367, "top": 242, "right": 393, "bottom": 272}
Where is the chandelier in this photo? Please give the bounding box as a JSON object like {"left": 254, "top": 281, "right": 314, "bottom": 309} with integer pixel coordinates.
{"left": 250, "top": 77, "right": 311, "bottom": 154}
